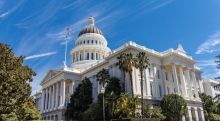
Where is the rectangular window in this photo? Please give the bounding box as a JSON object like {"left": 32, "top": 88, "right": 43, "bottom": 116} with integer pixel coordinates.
{"left": 91, "top": 53, "right": 94, "bottom": 60}
{"left": 87, "top": 53, "right": 89, "bottom": 60}
{"left": 150, "top": 82, "right": 153, "bottom": 96}
{"left": 165, "top": 72, "right": 168, "bottom": 81}
{"left": 159, "top": 85, "right": 162, "bottom": 97}
{"left": 167, "top": 87, "right": 170, "bottom": 94}
{"left": 96, "top": 53, "right": 98, "bottom": 60}
{"left": 172, "top": 74, "right": 174, "bottom": 82}
{"left": 157, "top": 70, "right": 160, "bottom": 79}
{"left": 148, "top": 68, "right": 151, "bottom": 76}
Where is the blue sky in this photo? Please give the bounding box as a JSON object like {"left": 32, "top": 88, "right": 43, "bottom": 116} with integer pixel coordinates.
{"left": 1, "top": 0, "right": 220, "bottom": 93}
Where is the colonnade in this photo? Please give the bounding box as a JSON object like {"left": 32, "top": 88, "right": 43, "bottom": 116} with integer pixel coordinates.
{"left": 41, "top": 80, "right": 66, "bottom": 112}
{"left": 171, "top": 63, "right": 199, "bottom": 99}
{"left": 72, "top": 50, "right": 105, "bottom": 62}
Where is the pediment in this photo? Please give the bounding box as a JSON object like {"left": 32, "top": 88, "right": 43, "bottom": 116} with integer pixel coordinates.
{"left": 41, "top": 69, "right": 61, "bottom": 84}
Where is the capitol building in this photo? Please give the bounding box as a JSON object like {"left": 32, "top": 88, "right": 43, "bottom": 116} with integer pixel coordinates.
{"left": 36, "top": 17, "right": 209, "bottom": 121}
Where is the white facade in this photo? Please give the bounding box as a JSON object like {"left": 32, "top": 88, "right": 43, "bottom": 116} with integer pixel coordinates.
{"left": 201, "top": 78, "right": 220, "bottom": 98}
{"left": 39, "top": 17, "right": 205, "bottom": 121}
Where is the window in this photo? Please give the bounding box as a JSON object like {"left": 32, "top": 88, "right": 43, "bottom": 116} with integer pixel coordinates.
{"left": 91, "top": 40, "right": 94, "bottom": 44}
{"left": 80, "top": 53, "right": 82, "bottom": 60}
{"left": 157, "top": 70, "right": 160, "bottom": 79}
{"left": 84, "top": 40, "right": 85, "bottom": 44}
{"left": 159, "top": 85, "right": 162, "bottom": 97}
{"left": 150, "top": 82, "right": 153, "bottom": 96}
{"left": 91, "top": 53, "right": 94, "bottom": 60}
{"left": 165, "top": 72, "right": 168, "bottom": 81}
{"left": 96, "top": 53, "right": 98, "bottom": 60}
{"left": 172, "top": 74, "right": 174, "bottom": 82}
{"left": 148, "top": 68, "right": 151, "bottom": 76}
{"left": 167, "top": 87, "right": 170, "bottom": 94}
{"left": 87, "top": 53, "right": 89, "bottom": 60}
{"left": 87, "top": 40, "right": 89, "bottom": 44}
{"left": 95, "top": 40, "right": 98, "bottom": 44}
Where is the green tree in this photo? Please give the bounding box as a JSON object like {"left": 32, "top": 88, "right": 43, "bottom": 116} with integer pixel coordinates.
{"left": 105, "top": 77, "right": 122, "bottom": 119}
{"left": 0, "top": 43, "right": 40, "bottom": 120}
{"left": 142, "top": 104, "right": 166, "bottom": 120}
{"left": 83, "top": 103, "right": 102, "bottom": 121}
{"left": 199, "top": 93, "right": 220, "bottom": 121}
{"left": 117, "top": 53, "right": 127, "bottom": 92}
{"left": 96, "top": 68, "right": 110, "bottom": 88}
{"left": 134, "top": 52, "right": 150, "bottom": 117}
{"left": 65, "top": 77, "right": 93, "bottom": 120}
{"left": 117, "top": 53, "right": 135, "bottom": 97}
{"left": 114, "top": 94, "right": 139, "bottom": 119}
{"left": 161, "top": 94, "right": 187, "bottom": 121}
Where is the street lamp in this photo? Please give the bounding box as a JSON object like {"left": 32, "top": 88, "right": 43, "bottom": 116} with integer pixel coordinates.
{"left": 101, "top": 87, "right": 105, "bottom": 121}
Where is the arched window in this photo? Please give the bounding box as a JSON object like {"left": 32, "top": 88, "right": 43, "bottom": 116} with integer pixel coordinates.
{"left": 87, "top": 40, "right": 89, "bottom": 44}
{"left": 84, "top": 40, "right": 86, "bottom": 44}
{"left": 95, "top": 40, "right": 98, "bottom": 44}
{"left": 91, "top": 40, "right": 94, "bottom": 44}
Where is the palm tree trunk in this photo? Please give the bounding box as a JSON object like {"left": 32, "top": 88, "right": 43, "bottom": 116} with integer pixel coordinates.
{"left": 123, "top": 71, "right": 126, "bottom": 92}
{"left": 140, "top": 70, "right": 144, "bottom": 118}
{"left": 129, "top": 71, "right": 134, "bottom": 98}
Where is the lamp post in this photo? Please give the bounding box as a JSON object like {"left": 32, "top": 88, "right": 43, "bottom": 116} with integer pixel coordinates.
{"left": 101, "top": 87, "right": 105, "bottom": 121}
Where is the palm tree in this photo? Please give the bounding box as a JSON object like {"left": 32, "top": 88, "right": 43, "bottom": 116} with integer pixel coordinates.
{"left": 96, "top": 68, "right": 110, "bottom": 88}
{"left": 117, "top": 53, "right": 135, "bottom": 97}
{"left": 134, "top": 52, "right": 149, "bottom": 118}
{"left": 116, "top": 53, "right": 127, "bottom": 92}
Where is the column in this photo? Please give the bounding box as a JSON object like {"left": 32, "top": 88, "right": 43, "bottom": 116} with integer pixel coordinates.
{"left": 192, "top": 70, "right": 199, "bottom": 99}
{"left": 49, "top": 86, "right": 52, "bottom": 110}
{"left": 78, "top": 51, "right": 80, "bottom": 61}
{"left": 52, "top": 84, "right": 55, "bottom": 109}
{"left": 83, "top": 50, "right": 86, "bottom": 60}
{"left": 70, "top": 81, "right": 74, "bottom": 94}
{"left": 74, "top": 53, "right": 76, "bottom": 62}
{"left": 171, "top": 63, "right": 180, "bottom": 94}
{"left": 60, "top": 80, "right": 66, "bottom": 107}
{"left": 133, "top": 67, "right": 138, "bottom": 95}
{"left": 145, "top": 68, "right": 151, "bottom": 97}
{"left": 161, "top": 66, "right": 167, "bottom": 95}
{"left": 182, "top": 116, "right": 186, "bottom": 121}
{"left": 200, "top": 107, "right": 205, "bottom": 121}
{"left": 185, "top": 69, "right": 192, "bottom": 98}
{"left": 194, "top": 108, "right": 199, "bottom": 121}
{"left": 89, "top": 52, "right": 91, "bottom": 60}
{"left": 152, "top": 64, "right": 158, "bottom": 97}
{"left": 187, "top": 106, "right": 192, "bottom": 121}
{"left": 45, "top": 88, "right": 48, "bottom": 110}
{"left": 41, "top": 89, "right": 45, "bottom": 111}
{"left": 56, "top": 82, "right": 59, "bottom": 107}
{"left": 179, "top": 66, "right": 187, "bottom": 97}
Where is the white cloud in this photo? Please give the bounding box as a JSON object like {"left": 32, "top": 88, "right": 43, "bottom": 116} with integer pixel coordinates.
{"left": 196, "top": 31, "right": 220, "bottom": 54}
{"left": 151, "top": 0, "right": 174, "bottom": 10}
{"left": 197, "top": 59, "right": 220, "bottom": 79}
{"left": 0, "top": 11, "right": 9, "bottom": 18}
{"left": 197, "top": 59, "right": 217, "bottom": 67}
{"left": 25, "top": 52, "right": 57, "bottom": 60}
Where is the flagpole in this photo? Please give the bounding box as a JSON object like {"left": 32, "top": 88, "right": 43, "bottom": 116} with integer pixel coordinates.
{"left": 63, "top": 27, "right": 71, "bottom": 70}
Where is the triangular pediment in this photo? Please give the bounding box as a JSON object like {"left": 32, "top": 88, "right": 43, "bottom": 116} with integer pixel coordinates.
{"left": 41, "top": 69, "right": 61, "bottom": 84}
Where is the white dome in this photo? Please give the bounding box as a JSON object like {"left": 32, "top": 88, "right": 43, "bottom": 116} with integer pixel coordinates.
{"left": 70, "top": 17, "right": 111, "bottom": 72}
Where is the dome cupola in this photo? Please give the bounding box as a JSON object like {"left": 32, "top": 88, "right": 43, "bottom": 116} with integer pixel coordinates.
{"left": 78, "top": 17, "right": 103, "bottom": 37}
{"left": 70, "top": 17, "right": 111, "bottom": 72}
